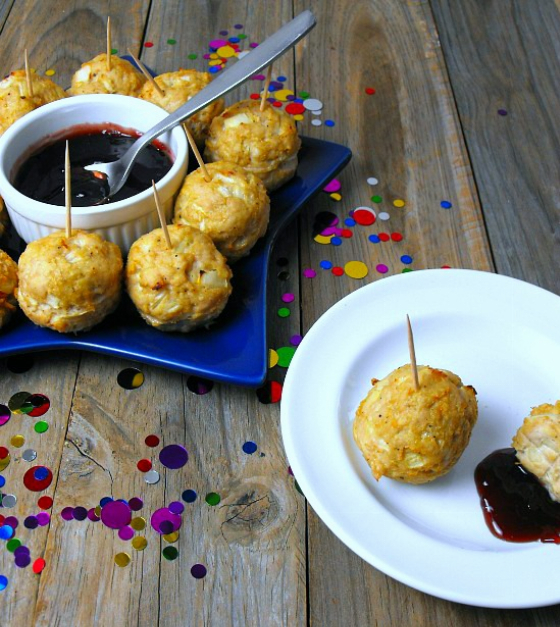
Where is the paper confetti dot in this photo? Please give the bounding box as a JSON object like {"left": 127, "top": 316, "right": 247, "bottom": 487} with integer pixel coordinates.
{"left": 393, "top": 199, "right": 405, "bottom": 208}
{"left": 0, "top": 575, "right": 8, "bottom": 590}
{"left": 269, "top": 349, "right": 279, "bottom": 368}
{"left": 276, "top": 347, "right": 296, "bottom": 367}
{"left": 378, "top": 212, "right": 390, "bottom": 221}
{"left": 440, "top": 200, "right": 452, "bottom": 209}
{"left": 130, "top": 516, "right": 146, "bottom": 531}
{"left": 353, "top": 207, "right": 376, "bottom": 226}
{"left": 371, "top": 195, "right": 383, "bottom": 203}
{"left": 163, "top": 546, "right": 179, "bottom": 561}
{"left": 118, "top": 526, "right": 134, "bottom": 541}
{"left": 144, "top": 470, "right": 160, "bottom": 485}
{"left": 323, "top": 179, "right": 341, "bottom": 193}
{"left": 145, "top": 434, "right": 160, "bottom": 447}
{"left": 159, "top": 445, "right": 188, "bottom": 470}
{"left": 330, "top": 193, "right": 342, "bottom": 201}
{"left": 256, "top": 380, "right": 282, "bottom": 404}
{"left": 117, "top": 368, "right": 144, "bottom": 389}
{"left": 2, "top": 495, "right": 16, "bottom": 508}
{"left": 344, "top": 261, "right": 369, "bottom": 279}
{"left": 311, "top": 119, "right": 322, "bottom": 126}
{"left": 303, "top": 98, "right": 322, "bottom": 111}
{"left": 9, "top": 392, "right": 31, "bottom": 413}
{"left": 303, "top": 269, "right": 316, "bottom": 278}
{"left": 144, "top": 42, "right": 154, "bottom": 48}
{"left": 132, "top": 536, "right": 147, "bottom": 551}
{"left": 23, "top": 465, "right": 53, "bottom": 491}
{"left": 290, "top": 334, "right": 302, "bottom": 346}
{"left": 151, "top": 508, "right": 182, "bottom": 535}
{"left": 182, "top": 489, "right": 197, "bottom": 503}
{"left": 6, "top": 355, "right": 34, "bottom": 373}
{"left": 379, "top": 233, "right": 390, "bottom": 242}
{"left": 187, "top": 375, "right": 214, "bottom": 395}
{"left": 114, "top": 553, "right": 131, "bottom": 567}
{"left": 401, "top": 255, "right": 413, "bottom": 264}
{"left": 242, "top": 441, "right": 258, "bottom": 454}
{"left": 0, "top": 405, "right": 10, "bottom": 426}
{"left": 376, "top": 264, "right": 389, "bottom": 274}
{"left": 325, "top": 120, "right": 335, "bottom": 127}
{"left": 367, "top": 177, "right": 379, "bottom": 185}
{"left": 163, "top": 531, "right": 180, "bottom": 543}
{"left": 314, "top": 234, "right": 333, "bottom": 245}
{"left": 22, "top": 449, "right": 37, "bottom": 462}
{"left": 191, "top": 564, "right": 207, "bottom": 579}
{"left": 137, "top": 459, "right": 152, "bottom": 472}
{"left": 281, "top": 293, "right": 295, "bottom": 303}
{"left": 368, "top": 234, "right": 380, "bottom": 243}
{"left": 32, "top": 558, "right": 46, "bottom": 574}
{"left": 277, "top": 307, "right": 290, "bottom": 318}
{"left": 205, "top": 492, "right": 221, "bottom": 506}
{"left": 498, "top": 109, "right": 508, "bottom": 116}
{"left": 167, "top": 38, "right": 176, "bottom": 45}
{"left": 365, "top": 87, "right": 376, "bottom": 95}
{"left": 320, "top": 260, "right": 332, "bottom": 269}
{"left": 38, "top": 496, "right": 53, "bottom": 509}
{"left": 34, "top": 421, "right": 49, "bottom": 434}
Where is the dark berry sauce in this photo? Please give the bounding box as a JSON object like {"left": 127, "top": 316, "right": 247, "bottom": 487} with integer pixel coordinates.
{"left": 474, "top": 448, "right": 560, "bottom": 543}
{"left": 14, "top": 123, "right": 173, "bottom": 206}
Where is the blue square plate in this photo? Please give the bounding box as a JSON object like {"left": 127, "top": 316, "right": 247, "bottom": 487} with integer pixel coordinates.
{"left": 0, "top": 137, "right": 351, "bottom": 386}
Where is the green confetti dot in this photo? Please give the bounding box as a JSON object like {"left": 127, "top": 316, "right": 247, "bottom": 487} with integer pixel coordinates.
{"left": 371, "top": 195, "right": 383, "bottom": 203}
{"left": 299, "top": 91, "right": 309, "bottom": 99}
{"left": 294, "top": 480, "right": 304, "bottom": 496}
{"left": 238, "top": 33, "right": 247, "bottom": 39}
{"left": 162, "top": 546, "right": 179, "bottom": 561}
{"left": 111, "top": 48, "right": 118, "bottom": 55}
{"left": 402, "top": 268, "right": 413, "bottom": 273}
{"left": 34, "top": 421, "right": 49, "bottom": 434}
{"left": 276, "top": 347, "right": 296, "bottom": 367}
{"left": 167, "top": 38, "right": 176, "bottom": 45}
{"left": 187, "top": 53, "right": 198, "bottom": 60}
{"left": 277, "top": 307, "right": 290, "bottom": 318}
{"left": 205, "top": 492, "right": 221, "bottom": 506}
{"left": 6, "top": 538, "right": 21, "bottom": 552}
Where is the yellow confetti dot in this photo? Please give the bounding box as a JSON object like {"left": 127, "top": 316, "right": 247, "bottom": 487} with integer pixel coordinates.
{"left": 163, "top": 531, "right": 179, "bottom": 543}
{"left": 132, "top": 536, "right": 148, "bottom": 551}
{"left": 330, "top": 193, "right": 342, "bottom": 201}
{"left": 11, "top": 435, "right": 25, "bottom": 448}
{"left": 45, "top": 69, "right": 56, "bottom": 76}
{"left": 132, "top": 372, "right": 144, "bottom": 388}
{"left": 208, "top": 59, "right": 222, "bottom": 67}
{"left": 274, "top": 88, "right": 294, "bottom": 102}
{"left": 314, "top": 234, "right": 333, "bottom": 245}
{"left": 217, "top": 45, "right": 237, "bottom": 58}
{"left": 344, "top": 261, "right": 369, "bottom": 279}
{"left": 209, "top": 53, "right": 219, "bottom": 59}
{"left": 130, "top": 516, "right": 146, "bottom": 531}
{"left": 114, "top": 552, "right": 131, "bottom": 567}
{"left": 293, "top": 114, "right": 304, "bottom": 121}
{"left": 94, "top": 505, "right": 102, "bottom": 517}
{"left": 0, "top": 454, "right": 10, "bottom": 471}
{"left": 269, "top": 349, "right": 279, "bottom": 368}
{"left": 393, "top": 199, "right": 405, "bottom": 208}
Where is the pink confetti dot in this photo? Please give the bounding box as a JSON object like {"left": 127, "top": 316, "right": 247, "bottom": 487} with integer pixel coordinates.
{"left": 209, "top": 39, "right": 228, "bottom": 49}
{"left": 323, "top": 179, "right": 341, "bottom": 193}
{"left": 376, "top": 264, "right": 389, "bottom": 274}
{"left": 282, "top": 293, "right": 295, "bottom": 303}
{"left": 303, "top": 269, "right": 316, "bottom": 278}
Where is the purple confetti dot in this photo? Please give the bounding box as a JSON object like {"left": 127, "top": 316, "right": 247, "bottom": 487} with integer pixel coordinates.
{"left": 191, "top": 563, "right": 207, "bottom": 579}
{"left": 87, "top": 508, "right": 100, "bottom": 522}
{"left": 128, "top": 497, "right": 144, "bottom": 512}
{"left": 249, "top": 42, "right": 259, "bottom": 48}
{"left": 234, "top": 24, "right": 243, "bottom": 29}
{"left": 14, "top": 545, "right": 30, "bottom": 557}
{"left": 286, "top": 94, "right": 296, "bottom": 101}
{"left": 219, "top": 30, "right": 228, "bottom": 36}
{"left": 101, "top": 501, "right": 131, "bottom": 530}
{"left": 498, "top": 108, "right": 508, "bottom": 116}
{"left": 303, "top": 269, "right": 316, "bottom": 278}
{"left": 209, "top": 39, "right": 227, "bottom": 49}
{"left": 118, "top": 526, "right": 135, "bottom": 541}
{"left": 281, "top": 293, "right": 295, "bottom": 303}
{"left": 159, "top": 520, "right": 174, "bottom": 535}
{"left": 14, "top": 553, "right": 31, "bottom": 568}
{"left": 36, "top": 512, "right": 50, "bottom": 526}
{"left": 290, "top": 335, "right": 303, "bottom": 346}
{"left": 203, "top": 53, "right": 211, "bottom": 60}
{"left": 159, "top": 444, "right": 189, "bottom": 470}
{"left": 72, "top": 507, "right": 88, "bottom": 521}
{"left": 251, "top": 74, "right": 265, "bottom": 81}
{"left": 60, "top": 507, "right": 74, "bottom": 521}
{"left": 376, "top": 264, "right": 389, "bottom": 274}
{"left": 24, "top": 516, "right": 38, "bottom": 529}
{"left": 4, "top": 517, "right": 18, "bottom": 529}
{"left": 151, "top": 508, "right": 182, "bottom": 535}
{"left": 168, "top": 501, "right": 185, "bottom": 515}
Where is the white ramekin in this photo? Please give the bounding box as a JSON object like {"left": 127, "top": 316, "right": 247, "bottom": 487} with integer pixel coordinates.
{"left": 0, "top": 94, "right": 188, "bottom": 253}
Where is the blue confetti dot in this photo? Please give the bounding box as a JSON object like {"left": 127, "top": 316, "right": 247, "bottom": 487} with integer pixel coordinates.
{"left": 0, "top": 575, "right": 7, "bottom": 591}
{"left": 440, "top": 200, "right": 452, "bottom": 209}
{"left": 182, "top": 489, "right": 197, "bottom": 503}
{"left": 100, "top": 496, "right": 113, "bottom": 507}
{"left": 401, "top": 255, "right": 413, "bottom": 264}
{"left": 242, "top": 441, "right": 258, "bottom": 455}
{"left": 234, "top": 24, "right": 243, "bottom": 29}
{"left": 325, "top": 120, "right": 335, "bottom": 127}
{"left": 268, "top": 83, "right": 278, "bottom": 92}
{"left": 344, "top": 218, "right": 356, "bottom": 227}
{"left": 368, "top": 234, "right": 380, "bottom": 244}
{"left": 0, "top": 525, "right": 14, "bottom": 540}
{"left": 0, "top": 477, "right": 5, "bottom": 488}
{"left": 294, "top": 98, "right": 304, "bottom": 103}
{"left": 331, "top": 237, "right": 342, "bottom": 246}
{"left": 34, "top": 467, "right": 48, "bottom": 481}
{"left": 277, "top": 75, "right": 287, "bottom": 82}
{"left": 209, "top": 66, "right": 221, "bottom": 74}
{"left": 219, "top": 30, "right": 228, "bottom": 36}
{"left": 228, "top": 37, "right": 240, "bottom": 43}
{"left": 320, "top": 260, "right": 333, "bottom": 269}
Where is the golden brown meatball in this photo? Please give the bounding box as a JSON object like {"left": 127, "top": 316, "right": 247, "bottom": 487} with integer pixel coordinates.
{"left": 126, "top": 224, "right": 232, "bottom": 332}
{"left": 16, "top": 230, "right": 123, "bottom": 333}
{"left": 512, "top": 401, "right": 560, "bottom": 502}
{"left": 68, "top": 54, "right": 146, "bottom": 96}
{"left": 0, "top": 249, "right": 18, "bottom": 329}
{"left": 138, "top": 69, "right": 224, "bottom": 148}
{"left": 0, "top": 69, "right": 66, "bottom": 135}
{"left": 204, "top": 99, "right": 301, "bottom": 191}
{"left": 173, "top": 161, "right": 269, "bottom": 262}
{"left": 353, "top": 365, "right": 478, "bottom": 484}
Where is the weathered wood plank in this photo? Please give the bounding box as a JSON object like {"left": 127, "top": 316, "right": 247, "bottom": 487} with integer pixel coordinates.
{"left": 431, "top": 0, "right": 560, "bottom": 296}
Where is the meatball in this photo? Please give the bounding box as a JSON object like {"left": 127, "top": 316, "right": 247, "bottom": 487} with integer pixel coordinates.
{"left": 0, "top": 69, "right": 66, "bottom": 135}
{"left": 173, "top": 161, "right": 269, "bottom": 262}
{"left": 0, "top": 249, "right": 18, "bottom": 329}
{"left": 126, "top": 224, "right": 232, "bottom": 332}
{"left": 68, "top": 54, "right": 146, "bottom": 96}
{"left": 16, "top": 230, "right": 123, "bottom": 333}
{"left": 353, "top": 365, "right": 478, "bottom": 484}
{"left": 204, "top": 99, "right": 301, "bottom": 191}
{"left": 138, "top": 69, "right": 224, "bottom": 148}
{"left": 512, "top": 401, "right": 560, "bottom": 502}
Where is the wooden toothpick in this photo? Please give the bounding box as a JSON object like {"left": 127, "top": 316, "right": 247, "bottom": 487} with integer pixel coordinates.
{"left": 65, "top": 141, "right": 72, "bottom": 238}
{"left": 106, "top": 16, "right": 112, "bottom": 71}
{"left": 407, "top": 314, "right": 420, "bottom": 391}
{"left": 127, "top": 49, "right": 164, "bottom": 96}
{"left": 182, "top": 124, "right": 211, "bottom": 182}
{"left": 260, "top": 64, "right": 272, "bottom": 112}
{"left": 152, "top": 180, "right": 172, "bottom": 248}
{"left": 24, "top": 49, "right": 34, "bottom": 97}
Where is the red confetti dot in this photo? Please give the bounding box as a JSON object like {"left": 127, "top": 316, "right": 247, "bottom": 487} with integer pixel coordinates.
{"left": 23, "top": 466, "right": 53, "bottom": 492}
{"left": 442, "top": 265, "right": 452, "bottom": 269}
{"left": 137, "top": 459, "right": 152, "bottom": 473}
{"left": 270, "top": 381, "right": 282, "bottom": 403}
{"left": 0, "top": 446, "right": 8, "bottom": 459}
{"left": 144, "top": 42, "right": 154, "bottom": 48}
{"left": 391, "top": 232, "right": 403, "bottom": 242}
{"left": 365, "top": 87, "right": 376, "bottom": 95}
{"left": 250, "top": 93, "right": 260, "bottom": 100}
{"left": 145, "top": 435, "right": 160, "bottom": 447}
{"left": 340, "top": 229, "right": 353, "bottom": 238}
{"left": 32, "top": 557, "right": 46, "bottom": 574}
{"left": 285, "top": 102, "right": 305, "bottom": 115}
{"left": 272, "top": 101, "right": 282, "bottom": 108}
{"left": 0, "top": 515, "right": 5, "bottom": 525}
{"left": 332, "top": 267, "right": 344, "bottom": 276}
{"left": 353, "top": 209, "right": 376, "bottom": 226}
{"left": 379, "top": 232, "right": 390, "bottom": 242}
{"left": 38, "top": 496, "right": 53, "bottom": 510}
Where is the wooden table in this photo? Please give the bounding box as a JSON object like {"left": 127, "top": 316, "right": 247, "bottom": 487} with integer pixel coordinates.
{"left": 0, "top": 1, "right": 559, "bottom": 625}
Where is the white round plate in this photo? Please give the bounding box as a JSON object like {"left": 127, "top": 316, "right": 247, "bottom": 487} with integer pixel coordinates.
{"left": 281, "top": 269, "right": 560, "bottom": 608}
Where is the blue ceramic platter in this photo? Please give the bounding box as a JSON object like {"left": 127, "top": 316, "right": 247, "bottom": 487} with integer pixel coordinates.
{"left": 0, "top": 137, "right": 351, "bottom": 386}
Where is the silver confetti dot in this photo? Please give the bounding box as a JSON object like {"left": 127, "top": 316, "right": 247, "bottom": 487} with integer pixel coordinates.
{"left": 378, "top": 212, "right": 391, "bottom": 221}
{"left": 22, "top": 449, "right": 37, "bottom": 462}
{"left": 367, "top": 177, "right": 379, "bottom": 186}
{"left": 144, "top": 469, "right": 160, "bottom": 485}
{"left": 2, "top": 494, "right": 17, "bottom": 508}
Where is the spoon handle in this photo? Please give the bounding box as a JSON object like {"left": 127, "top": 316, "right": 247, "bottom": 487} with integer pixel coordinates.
{"left": 122, "top": 10, "right": 316, "bottom": 167}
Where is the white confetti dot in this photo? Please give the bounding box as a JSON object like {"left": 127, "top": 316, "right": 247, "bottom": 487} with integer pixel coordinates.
{"left": 378, "top": 212, "right": 390, "bottom": 221}
{"left": 311, "top": 119, "right": 322, "bottom": 126}
{"left": 367, "top": 177, "right": 379, "bottom": 185}
{"left": 303, "top": 98, "right": 323, "bottom": 111}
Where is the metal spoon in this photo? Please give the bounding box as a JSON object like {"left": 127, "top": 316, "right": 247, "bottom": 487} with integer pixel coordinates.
{"left": 84, "top": 10, "right": 316, "bottom": 199}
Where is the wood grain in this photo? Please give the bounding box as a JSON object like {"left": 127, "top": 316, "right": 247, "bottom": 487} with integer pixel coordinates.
{"left": 430, "top": 0, "right": 560, "bottom": 296}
